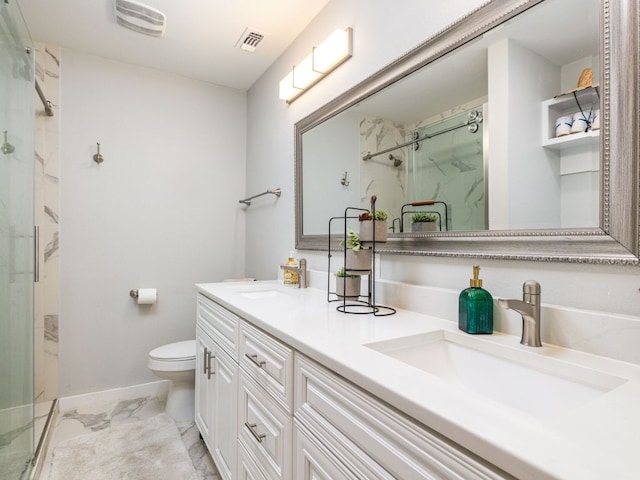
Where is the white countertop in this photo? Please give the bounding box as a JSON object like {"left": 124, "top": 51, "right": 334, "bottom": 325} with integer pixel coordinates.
{"left": 196, "top": 280, "right": 640, "bottom": 480}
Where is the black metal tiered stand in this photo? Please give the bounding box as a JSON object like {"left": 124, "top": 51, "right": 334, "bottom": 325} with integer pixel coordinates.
{"left": 327, "top": 196, "right": 396, "bottom": 316}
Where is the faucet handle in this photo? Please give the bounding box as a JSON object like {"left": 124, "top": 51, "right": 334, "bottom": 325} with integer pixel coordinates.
{"left": 523, "top": 280, "right": 540, "bottom": 295}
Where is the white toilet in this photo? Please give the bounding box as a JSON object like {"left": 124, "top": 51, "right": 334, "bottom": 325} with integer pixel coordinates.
{"left": 148, "top": 339, "right": 196, "bottom": 422}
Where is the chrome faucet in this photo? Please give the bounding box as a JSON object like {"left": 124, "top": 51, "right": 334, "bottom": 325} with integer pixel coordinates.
{"left": 279, "top": 258, "right": 308, "bottom": 288}
{"left": 497, "top": 281, "right": 542, "bottom": 347}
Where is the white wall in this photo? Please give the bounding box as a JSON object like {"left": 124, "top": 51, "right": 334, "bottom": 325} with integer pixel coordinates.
{"left": 302, "top": 110, "right": 360, "bottom": 234}
{"left": 488, "top": 39, "right": 561, "bottom": 229}
{"left": 246, "top": 0, "right": 487, "bottom": 279}
{"left": 245, "top": 0, "right": 640, "bottom": 320}
{"left": 59, "top": 50, "right": 247, "bottom": 396}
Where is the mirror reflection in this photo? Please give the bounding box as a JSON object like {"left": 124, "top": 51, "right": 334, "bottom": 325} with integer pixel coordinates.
{"left": 301, "top": 0, "right": 600, "bottom": 235}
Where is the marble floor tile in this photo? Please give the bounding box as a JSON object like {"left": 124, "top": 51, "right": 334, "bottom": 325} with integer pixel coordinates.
{"left": 38, "top": 395, "right": 219, "bottom": 480}
{"left": 109, "top": 396, "right": 163, "bottom": 426}
{"left": 177, "top": 421, "right": 219, "bottom": 480}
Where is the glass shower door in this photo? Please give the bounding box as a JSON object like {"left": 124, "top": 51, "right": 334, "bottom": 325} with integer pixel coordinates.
{"left": 0, "top": 1, "right": 35, "bottom": 479}
{"left": 409, "top": 106, "right": 487, "bottom": 231}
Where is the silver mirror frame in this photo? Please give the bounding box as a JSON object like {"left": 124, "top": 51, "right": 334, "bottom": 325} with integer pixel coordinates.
{"left": 295, "top": 0, "right": 639, "bottom": 265}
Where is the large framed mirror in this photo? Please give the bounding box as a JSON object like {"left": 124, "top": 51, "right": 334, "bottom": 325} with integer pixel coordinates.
{"left": 295, "top": 0, "right": 639, "bottom": 265}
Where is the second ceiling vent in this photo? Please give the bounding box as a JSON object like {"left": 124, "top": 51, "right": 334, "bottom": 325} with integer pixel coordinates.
{"left": 236, "top": 28, "right": 265, "bottom": 52}
{"left": 114, "top": 0, "right": 167, "bottom": 37}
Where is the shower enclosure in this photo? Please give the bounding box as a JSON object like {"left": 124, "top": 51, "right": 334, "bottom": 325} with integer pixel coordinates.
{"left": 0, "top": 1, "right": 35, "bottom": 479}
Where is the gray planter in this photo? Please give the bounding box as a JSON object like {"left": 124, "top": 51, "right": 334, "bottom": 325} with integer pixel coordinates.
{"left": 336, "top": 276, "right": 361, "bottom": 298}
{"left": 345, "top": 248, "right": 372, "bottom": 272}
{"left": 359, "top": 220, "right": 388, "bottom": 243}
{"left": 412, "top": 222, "right": 438, "bottom": 232}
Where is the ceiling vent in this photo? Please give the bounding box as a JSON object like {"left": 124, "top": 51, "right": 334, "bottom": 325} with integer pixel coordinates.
{"left": 236, "top": 28, "right": 265, "bottom": 52}
{"left": 114, "top": 0, "right": 167, "bottom": 37}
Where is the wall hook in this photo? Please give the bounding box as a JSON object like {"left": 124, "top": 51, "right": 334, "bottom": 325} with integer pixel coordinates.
{"left": 93, "top": 142, "right": 104, "bottom": 164}
{"left": 2, "top": 130, "right": 15, "bottom": 155}
{"left": 340, "top": 171, "right": 350, "bottom": 187}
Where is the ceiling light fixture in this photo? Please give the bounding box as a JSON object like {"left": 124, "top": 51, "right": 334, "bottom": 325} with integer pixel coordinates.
{"left": 279, "top": 27, "right": 352, "bottom": 104}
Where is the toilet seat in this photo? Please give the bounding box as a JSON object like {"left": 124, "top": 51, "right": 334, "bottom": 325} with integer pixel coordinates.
{"left": 148, "top": 340, "right": 196, "bottom": 371}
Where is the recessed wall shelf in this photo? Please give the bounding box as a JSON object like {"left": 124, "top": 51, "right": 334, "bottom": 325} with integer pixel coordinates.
{"left": 542, "top": 130, "right": 599, "bottom": 150}
{"left": 541, "top": 86, "right": 600, "bottom": 149}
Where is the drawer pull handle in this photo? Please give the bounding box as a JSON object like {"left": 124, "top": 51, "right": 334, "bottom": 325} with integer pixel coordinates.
{"left": 203, "top": 347, "right": 209, "bottom": 374}
{"left": 207, "top": 350, "right": 214, "bottom": 379}
{"left": 245, "top": 353, "right": 266, "bottom": 368}
{"left": 245, "top": 422, "right": 266, "bottom": 443}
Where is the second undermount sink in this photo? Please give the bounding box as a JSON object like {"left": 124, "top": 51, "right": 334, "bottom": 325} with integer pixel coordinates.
{"left": 365, "top": 330, "right": 626, "bottom": 421}
{"left": 224, "top": 283, "right": 295, "bottom": 301}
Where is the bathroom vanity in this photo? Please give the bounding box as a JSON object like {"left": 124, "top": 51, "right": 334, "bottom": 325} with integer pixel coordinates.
{"left": 195, "top": 281, "right": 640, "bottom": 480}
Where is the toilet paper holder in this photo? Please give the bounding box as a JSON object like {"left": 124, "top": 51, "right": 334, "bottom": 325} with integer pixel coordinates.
{"left": 130, "top": 288, "right": 158, "bottom": 305}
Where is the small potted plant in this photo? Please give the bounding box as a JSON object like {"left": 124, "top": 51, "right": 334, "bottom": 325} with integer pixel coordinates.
{"left": 339, "top": 229, "right": 372, "bottom": 271}
{"left": 411, "top": 212, "right": 439, "bottom": 232}
{"left": 335, "top": 267, "right": 361, "bottom": 298}
{"left": 358, "top": 210, "right": 389, "bottom": 242}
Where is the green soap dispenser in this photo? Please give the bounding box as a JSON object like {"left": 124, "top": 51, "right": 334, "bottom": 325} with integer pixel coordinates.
{"left": 459, "top": 265, "right": 493, "bottom": 334}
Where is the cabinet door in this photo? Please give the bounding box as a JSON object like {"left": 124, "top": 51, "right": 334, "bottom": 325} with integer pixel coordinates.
{"left": 212, "top": 344, "right": 239, "bottom": 480}
{"left": 195, "top": 326, "right": 215, "bottom": 450}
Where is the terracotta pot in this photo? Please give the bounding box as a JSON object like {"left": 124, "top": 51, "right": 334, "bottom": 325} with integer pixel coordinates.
{"left": 412, "top": 222, "right": 438, "bottom": 232}
{"left": 359, "top": 220, "right": 388, "bottom": 242}
{"left": 345, "top": 248, "right": 372, "bottom": 272}
{"left": 335, "top": 275, "right": 361, "bottom": 298}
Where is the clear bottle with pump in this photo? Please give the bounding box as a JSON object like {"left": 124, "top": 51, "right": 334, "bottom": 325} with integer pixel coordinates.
{"left": 458, "top": 265, "right": 493, "bottom": 334}
{"left": 283, "top": 251, "right": 299, "bottom": 286}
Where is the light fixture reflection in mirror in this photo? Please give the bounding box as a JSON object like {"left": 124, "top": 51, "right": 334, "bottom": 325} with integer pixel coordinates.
{"left": 279, "top": 27, "right": 352, "bottom": 103}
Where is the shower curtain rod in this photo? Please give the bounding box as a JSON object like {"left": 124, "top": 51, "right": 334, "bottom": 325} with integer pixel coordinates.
{"left": 362, "top": 117, "right": 480, "bottom": 161}
{"left": 35, "top": 80, "right": 54, "bottom": 117}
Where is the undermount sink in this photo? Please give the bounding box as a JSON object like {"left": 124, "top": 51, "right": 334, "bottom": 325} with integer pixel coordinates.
{"left": 224, "top": 283, "right": 295, "bottom": 301}
{"left": 240, "top": 290, "right": 290, "bottom": 300}
{"left": 365, "top": 330, "right": 626, "bottom": 421}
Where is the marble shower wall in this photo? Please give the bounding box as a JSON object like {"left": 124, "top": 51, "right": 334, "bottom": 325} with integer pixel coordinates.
{"left": 359, "top": 115, "right": 407, "bottom": 222}
{"left": 34, "top": 43, "right": 60, "bottom": 403}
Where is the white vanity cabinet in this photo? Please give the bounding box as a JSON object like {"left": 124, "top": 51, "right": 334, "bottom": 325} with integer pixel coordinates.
{"left": 196, "top": 295, "right": 241, "bottom": 480}
{"left": 196, "top": 287, "right": 513, "bottom": 480}
{"left": 295, "top": 355, "right": 515, "bottom": 480}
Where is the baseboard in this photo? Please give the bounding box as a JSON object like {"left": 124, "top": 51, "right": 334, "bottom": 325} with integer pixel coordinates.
{"left": 58, "top": 380, "right": 170, "bottom": 412}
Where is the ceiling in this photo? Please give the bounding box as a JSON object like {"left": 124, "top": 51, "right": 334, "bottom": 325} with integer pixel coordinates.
{"left": 17, "top": 0, "right": 331, "bottom": 91}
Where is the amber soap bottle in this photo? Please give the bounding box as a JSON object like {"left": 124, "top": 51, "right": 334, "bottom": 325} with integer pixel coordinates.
{"left": 458, "top": 265, "right": 493, "bottom": 334}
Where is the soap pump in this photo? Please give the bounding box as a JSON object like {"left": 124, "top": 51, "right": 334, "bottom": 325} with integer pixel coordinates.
{"left": 283, "top": 251, "right": 299, "bottom": 286}
{"left": 458, "top": 265, "right": 493, "bottom": 334}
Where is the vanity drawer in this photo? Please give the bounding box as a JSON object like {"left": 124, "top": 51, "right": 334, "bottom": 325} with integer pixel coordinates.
{"left": 238, "top": 374, "right": 292, "bottom": 480}
{"left": 239, "top": 321, "right": 293, "bottom": 412}
{"left": 197, "top": 294, "right": 240, "bottom": 360}
{"left": 293, "top": 418, "right": 393, "bottom": 480}
{"left": 238, "top": 441, "right": 270, "bottom": 480}
{"left": 294, "top": 355, "right": 514, "bottom": 480}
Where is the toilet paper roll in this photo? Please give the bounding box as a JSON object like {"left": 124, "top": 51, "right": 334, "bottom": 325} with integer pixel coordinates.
{"left": 137, "top": 288, "right": 157, "bottom": 305}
